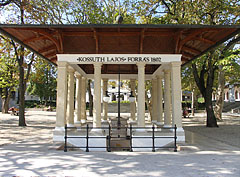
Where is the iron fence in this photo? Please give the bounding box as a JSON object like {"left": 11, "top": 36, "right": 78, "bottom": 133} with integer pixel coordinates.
{"left": 64, "top": 124, "right": 177, "bottom": 152}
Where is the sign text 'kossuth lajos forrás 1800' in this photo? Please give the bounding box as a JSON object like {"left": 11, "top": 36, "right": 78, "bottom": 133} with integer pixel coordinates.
{"left": 76, "top": 56, "right": 162, "bottom": 63}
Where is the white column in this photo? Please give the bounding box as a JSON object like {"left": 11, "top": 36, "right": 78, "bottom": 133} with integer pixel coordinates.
{"left": 66, "top": 67, "right": 75, "bottom": 127}
{"left": 137, "top": 63, "right": 146, "bottom": 127}
{"left": 171, "top": 61, "right": 183, "bottom": 131}
{"left": 55, "top": 61, "right": 68, "bottom": 130}
{"left": 102, "top": 78, "right": 108, "bottom": 121}
{"left": 157, "top": 75, "right": 164, "bottom": 125}
{"left": 81, "top": 77, "right": 86, "bottom": 123}
{"left": 152, "top": 78, "right": 158, "bottom": 123}
{"left": 130, "top": 79, "right": 136, "bottom": 121}
{"left": 75, "top": 73, "right": 81, "bottom": 124}
{"left": 164, "top": 69, "right": 171, "bottom": 127}
{"left": 93, "top": 63, "right": 102, "bottom": 127}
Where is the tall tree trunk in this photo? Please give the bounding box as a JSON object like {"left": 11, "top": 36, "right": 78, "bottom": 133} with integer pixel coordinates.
{"left": 88, "top": 80, "right": 93, "bottom": 116}
{"left": 214, "top": 66, "right": 225, "bottom": 120}
{"left": 1, "top": 88, "right": 11, "bottom": 114}
{"left": 192, "top": 57, "right": 218, "bottom": 127}
{"left": 18, "top": 48, "right": 26, "bottom": 126}
{"left": 205, "top": 88, "right": 218, "bottom": 127}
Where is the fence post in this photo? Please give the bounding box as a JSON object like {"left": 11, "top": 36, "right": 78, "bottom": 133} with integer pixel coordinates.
{"left": 64, "top": 124, "right": 67, "bottom": 152}
{"left": 130, "top": 124, "right": 133, "bottom": 152}
{"left": 86, "top": 124, "right": 89, "bottom": 152}
{"left": 108, "top": 124, "right": 111, "bottom": 152}
{"left": 174, "top": 124, "right": 177, "bottom": 152}
{"left": 152, "top": 124, "right": 155, "bottom": 152}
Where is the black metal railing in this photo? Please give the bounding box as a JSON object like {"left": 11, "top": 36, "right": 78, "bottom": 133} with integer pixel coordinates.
{"left": 64, "top": 124, "right": 177, "bottom": 152}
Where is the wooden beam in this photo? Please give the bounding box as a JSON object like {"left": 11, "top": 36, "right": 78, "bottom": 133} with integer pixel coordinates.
{"left": 62, "top": 31, "right": 175, "bottom": 37}
{"left": 194, "top": 37, "right": 215, "bottom": 45}
{"left": 45, "top": 51, "right": 56, "bottom": 58}
{"left": 57, "top": 29, "right": 64, "bottom": 53}
{"left": 25, "top": 28, "right": 61, "bottom": 52}
{"left": 38, "top": 45, "right": 56, "bottom": 53}
{"left": 182, "top": 52, "right": 194, "bottom": 59}
{"left": 93, "top": 28, "right": 99, "bottom": 54}
{"left": 62, "top": 31, "right": 93, "bottom": 36}
{"left": 182, "top": 46, "right": 201, "bottom": 55}
{"left": 178, "top": 29, "right": 208, "bottom": 52}
{"left": 175, "top": 31, "right": 183, "bottom": 53}
{"left": 23, "top": 35, "right": 47, "bottom": 43}
{"left": 140, "top": 29, "right": 145, "bottom": 54}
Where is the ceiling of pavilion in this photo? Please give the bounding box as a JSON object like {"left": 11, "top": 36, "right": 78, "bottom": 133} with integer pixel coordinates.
{"left": 0, "top": 24, "right": 239, "bottom": 74}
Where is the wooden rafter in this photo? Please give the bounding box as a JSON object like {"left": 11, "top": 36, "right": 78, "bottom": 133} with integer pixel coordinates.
{"left": 25, "top": 28, "right": 61, "bottom": 52}
{"left": 93, "top": 28, "right": 99, "bottom": 54}
{"left": 194, "top": 37, "right": 215, "bottom": 45}
{"left": 182, "top": 52, "right": 194, "bottom": 59}
{"left": 23, "top": 35, "right": 48, "bottom": 43}
{"left": 45, "top": 51, "right": 56, "bottom": 58}
{"left": 178, "top": 29, "right": 208, "bottom": 52}
{"left": 38, "top": 45, "right": 56, "bottom": 53}
{"left": 175, "top": 30, "right": 183, "bottom": 53}
{"left": 140, "top": 29, "right": 145, "bottom": 54}
{"left": 56, "top": 29, "right": 64, "bottom": 53}
{"left": 182, "top": 46, "right": 201, "bottom": 55}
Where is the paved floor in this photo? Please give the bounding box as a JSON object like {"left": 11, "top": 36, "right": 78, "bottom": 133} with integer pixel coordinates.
{"left": 0, "top": 111, "right": 239, "bottom": 177}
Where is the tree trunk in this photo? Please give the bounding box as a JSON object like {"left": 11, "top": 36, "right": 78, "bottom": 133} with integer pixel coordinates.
{"left": 88, "top": 80, "right": 93, "bottom": 116}
{"left": 205, "top": 91, "right": 218, "bottom": 127}
{"left": 192, "top": 58, "right": 218, "bottom": 128}
{"left": 2, "top": 97, "right": 10, "bottom": 114}
{"left": 18, "top": 51, "right": 26, "bottom": 126}
{"left": 214, "top": 66, "right": 225, "bottom": 120}
{"left": 1, "top": 88, "right": 11, "bottom": 114}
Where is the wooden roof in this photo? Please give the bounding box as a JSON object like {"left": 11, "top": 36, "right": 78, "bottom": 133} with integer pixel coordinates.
{"left": 0, "top": 24, "right": 239, "bottom": 74}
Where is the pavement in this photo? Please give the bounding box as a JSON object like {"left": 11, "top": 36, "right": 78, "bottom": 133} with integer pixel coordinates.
{"left": 0, "top": 111, "right": 239, "bottom": 177}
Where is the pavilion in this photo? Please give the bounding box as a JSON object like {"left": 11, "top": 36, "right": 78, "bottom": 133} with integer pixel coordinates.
{"left": 1, "top": 24, "right": 239, "bottom": 146}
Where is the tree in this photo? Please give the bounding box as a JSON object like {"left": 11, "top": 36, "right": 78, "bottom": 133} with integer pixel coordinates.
{"left": 27, "top": 58, "right": 57, "bottom": 105}
{"left": 214, "top": 43, "right": 240, "bottom": 120}
{"left": 0, "top": 36, "right": 18, "bottom": 113}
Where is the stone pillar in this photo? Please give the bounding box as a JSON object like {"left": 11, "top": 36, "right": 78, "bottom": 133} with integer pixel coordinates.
{"left": 164, "top": 69, "right": 171, "bottom": 127}
{"left": 93, "top": 63, "right": 102, "bottom": 127}
{"left": 81, "top": 77, "right": 87, "bottom": 123}
{"left": 152, "top": 78, "right": 158, "bottom": 123}
{"left": 137, "top": 63, "right": 146, "bottom": 127}
{"left": 75, "top": 73, "right": 81, "bottom": 124}
{"left": 130, "top": 79, "right": 136, "bottom": 121}
{"left": 66, "top": 67, "right": 75, "bottom": 127}
{"left": 157, "top": 75, "right": 163, "bottom": 125}
{"left": 56, "top": 61, "right": 68, "bottom": 130}
{"left": 102, "top": 78, "right": 108, "bottom": 121}
{"left": 171, "top": 62, "right": 183, "bottom": 130}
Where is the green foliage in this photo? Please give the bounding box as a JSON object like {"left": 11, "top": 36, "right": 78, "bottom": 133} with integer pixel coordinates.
{"left": 0, "top": 36, "right": 18, "bottom": 99}
{"left": 27, "top": 58, "right": 57, "bottom": 103}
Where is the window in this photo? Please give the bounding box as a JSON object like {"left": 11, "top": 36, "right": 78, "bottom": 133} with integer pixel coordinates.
{"left": 235, "top": 91, "right": 239, "bottom": 100}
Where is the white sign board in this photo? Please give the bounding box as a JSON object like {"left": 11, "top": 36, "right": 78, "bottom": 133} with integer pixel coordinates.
{"left": 57, "top": 54, "right": 182, "bottom": 64}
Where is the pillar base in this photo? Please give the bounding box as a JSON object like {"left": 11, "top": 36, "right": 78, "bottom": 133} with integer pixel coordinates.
{"left": 163, "top": 124, "right": 172, "bottom": 128}
{"left": 101, "top": 119, "right": 109, "bottom": 123}
{"left": 74, "top": 121, "right": 82, "bottom": 124}
{"left": 54, "top": 127, "right": 65, "bottom": 131}
{"left": 67, "top": 123, "right": 75, "bottom": 128}
{"left": 81, "top": 119, "right": 87, "bottom": 124}
{"left": 129, "top": 119, "right": 137, "bottom": 123}
{"left": 135, "top": 128, "right": 147, "bottom": 132}
{"left": 156, "top": 122, "right": 164, "bottom": 126}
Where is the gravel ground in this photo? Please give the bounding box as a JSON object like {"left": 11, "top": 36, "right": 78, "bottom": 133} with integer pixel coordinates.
{"left": 0, "top": 111, "right": 239, "bottom": 177}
